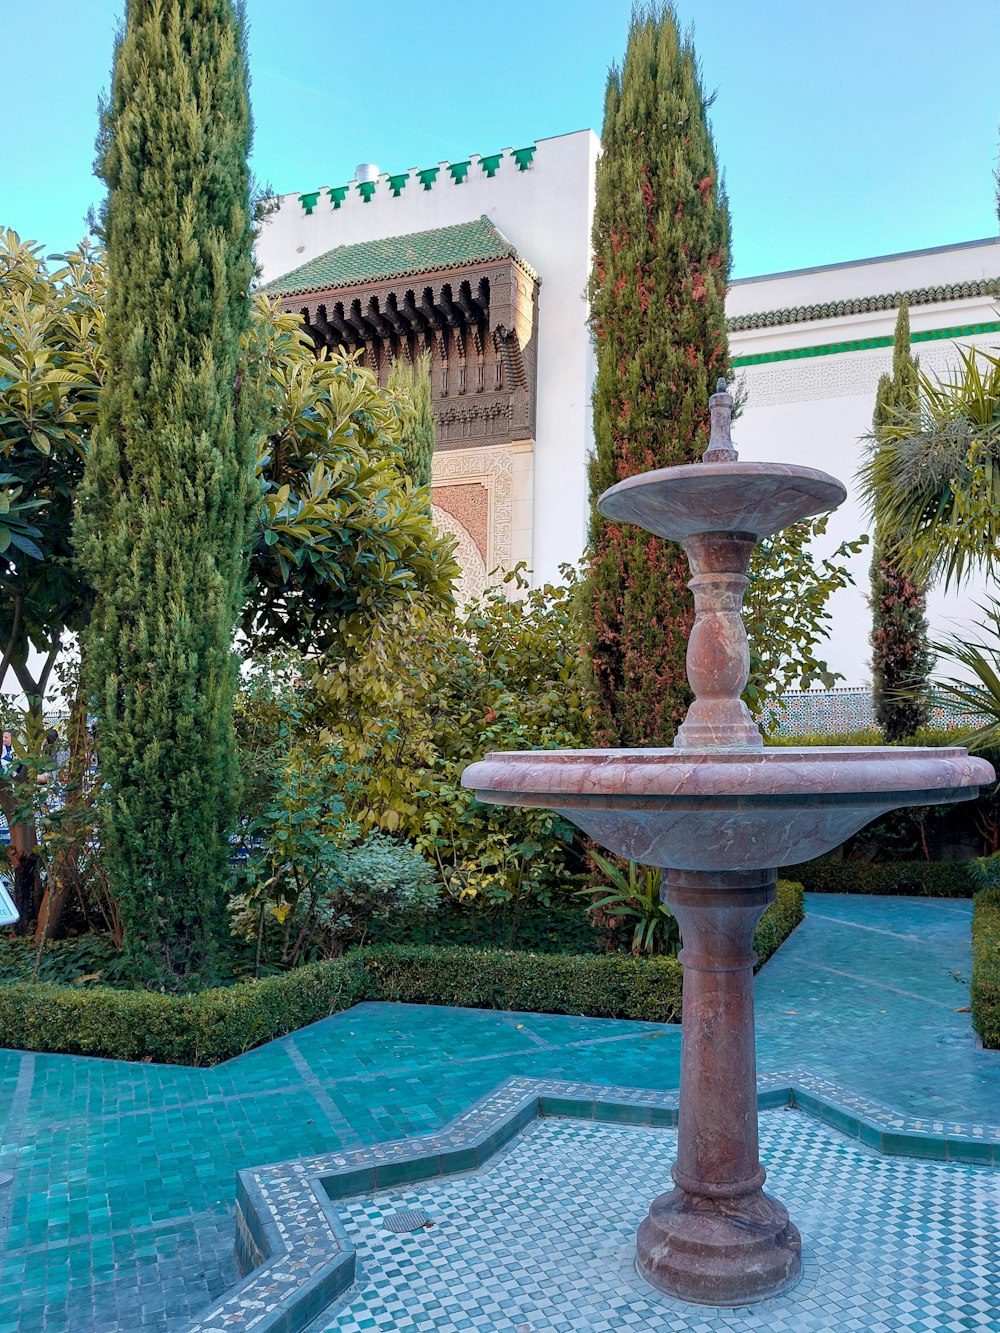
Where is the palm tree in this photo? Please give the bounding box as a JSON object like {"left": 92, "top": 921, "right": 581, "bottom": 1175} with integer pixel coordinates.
{"left": 859, "top": 342, "right": 1000, "bottom": 747}
{"left": 859, "top": 345, "right": 1000, "bottom": 590}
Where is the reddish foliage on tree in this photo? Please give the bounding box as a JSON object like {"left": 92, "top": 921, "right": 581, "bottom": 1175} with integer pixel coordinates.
{"left": 869, "top": 302, "right": 933, "bottom": 740}
{"left": 583, "top": 4, "right": 731, "bottom": 746}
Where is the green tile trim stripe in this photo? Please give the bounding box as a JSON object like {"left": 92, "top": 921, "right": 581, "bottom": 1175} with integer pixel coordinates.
{"left": 728, "top": 277, "right": 999, "bottom": 332}
{"left": 296, "top": 146, "right": 536, "bottom": 213}
{"left": 731, "top": 319, "right": 1000, "bottom": 368}
{"left": 261, "top": 214, "right": 539, "bottom": 298}
{"left": 191, "top": 1071, "right": 1000, "bottom": 1332}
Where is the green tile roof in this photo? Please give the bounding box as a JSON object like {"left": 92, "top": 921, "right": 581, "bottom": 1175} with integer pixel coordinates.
{"left": 261, "top": 214, "right": 538, "bottom": 298}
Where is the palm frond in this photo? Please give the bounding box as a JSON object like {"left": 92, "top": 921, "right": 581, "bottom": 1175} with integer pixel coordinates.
{"left": 858, "top": 346, "right": 1000, "bottom": 590}
{"left": 932, "top": 598, "right": 1000, "bottom": 751}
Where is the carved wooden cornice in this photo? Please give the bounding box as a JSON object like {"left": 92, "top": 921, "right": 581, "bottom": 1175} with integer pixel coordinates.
{"left": 285, "top": 256, "right": 539, "bottom": 450}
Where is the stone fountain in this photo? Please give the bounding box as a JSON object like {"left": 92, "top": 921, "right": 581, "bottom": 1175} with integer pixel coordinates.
{"left": 462, "top": 381, "right": 994, "bottom": 1308}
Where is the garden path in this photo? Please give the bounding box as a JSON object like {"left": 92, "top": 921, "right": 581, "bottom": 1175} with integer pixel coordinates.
{"left": 0, "top": 893, "right": 997, "bottom": 1332}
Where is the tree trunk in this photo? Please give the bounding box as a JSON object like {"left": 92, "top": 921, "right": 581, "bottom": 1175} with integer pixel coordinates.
{"left": 34, "top": 686, "right": 93, "bottom": 944}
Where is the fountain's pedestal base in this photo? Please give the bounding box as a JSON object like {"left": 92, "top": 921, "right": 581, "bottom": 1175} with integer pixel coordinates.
{"left": 636, "top": 1183, "right": 801, "bottom": 1305}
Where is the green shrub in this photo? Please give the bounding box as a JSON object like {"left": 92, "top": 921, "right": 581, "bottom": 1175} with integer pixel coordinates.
{"left": 368, "top": 903, "right": 603, "bottom": 954}
{"left": 0, "top": 882, "right": 804, "bottom": 1064}
{"left": 754, "top": 880, "right": 805, "bottom": 964}
{"left": 365, "top": 945, "right": 684, "bottom": 1023}
{"left": 971, "top": 889, "right": 1000, "bottom": 1049}
{"left": 0, "top": 956, "right": 368, "bottom": 1064}
{"left": 768, "top": 726, "right": 969, "bottom": 748}
{"left": 787, "top": 859, "right": 973, "bottom": 897}
{"left": 365, "top": 883, "right": 800, "bottom": 1022}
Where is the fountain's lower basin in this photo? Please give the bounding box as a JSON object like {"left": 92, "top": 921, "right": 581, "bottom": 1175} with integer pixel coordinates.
{"left": 463, "top": 739, "right": 994, "bottom": 1305}
{"left": 462, "top": 745, "right": 993, "bottom": 871}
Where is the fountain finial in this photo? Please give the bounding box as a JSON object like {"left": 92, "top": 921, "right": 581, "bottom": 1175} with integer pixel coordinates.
{"left": 703, "top": 377, "right": 739, "bottom": 463}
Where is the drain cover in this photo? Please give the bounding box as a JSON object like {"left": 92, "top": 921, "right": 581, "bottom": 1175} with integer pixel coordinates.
{"left": 382, "top": 1208, "right": 433, "bottom": 1234}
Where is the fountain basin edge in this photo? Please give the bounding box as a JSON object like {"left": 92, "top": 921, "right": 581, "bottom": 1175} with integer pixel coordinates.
{"left": 461, "top": 746, "right": 994, "bottom": 871}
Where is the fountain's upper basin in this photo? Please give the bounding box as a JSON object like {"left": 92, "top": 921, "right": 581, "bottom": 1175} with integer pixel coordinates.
{"left": 461, "top": 746, "right": 994, "bottom": 872}
{"left": 597, "top": 461, "right": 846, "bottom": 541}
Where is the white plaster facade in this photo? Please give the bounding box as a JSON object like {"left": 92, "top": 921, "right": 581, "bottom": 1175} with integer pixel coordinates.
{"left": 259, "top": 132, "right": 1000, "bottom": 688}
{"left": 256, "top": 130, "right": 600, "bottom": 598}
{"left": 729, "top": 237, "right": 1000, "bottom": 687}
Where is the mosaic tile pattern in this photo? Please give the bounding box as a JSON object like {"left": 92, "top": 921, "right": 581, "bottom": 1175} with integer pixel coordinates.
{"left": 321, "top": 1111, "right": 1000, "bottom": 1333}
{"left": 2, "top": 894, "right": 999, "bottom": 1331}
{"left": 189, "top": 1069, "right": 1000, "bottom": 1333}
{"left": 761, "top": 687, "right": 984, "bottom": 736}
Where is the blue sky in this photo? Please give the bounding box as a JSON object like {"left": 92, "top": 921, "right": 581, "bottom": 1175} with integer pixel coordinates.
{"left": 5, "top": 0, "right": 998, "bottom": 278}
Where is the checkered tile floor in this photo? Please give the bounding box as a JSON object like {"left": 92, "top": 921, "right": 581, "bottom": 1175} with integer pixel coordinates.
{"left": 321, "top": 1110, "right": 1000, "bottom": 1332}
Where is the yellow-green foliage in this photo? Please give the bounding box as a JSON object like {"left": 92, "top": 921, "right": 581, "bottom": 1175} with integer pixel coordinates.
{"left": 385, "top": 351, "right": 435, "bottom": 494}
{"left": 247, "top": 310, "right": 457, "bottom": 654}
{"left": 314, "top": 566, "right": 593, "bottom": 910}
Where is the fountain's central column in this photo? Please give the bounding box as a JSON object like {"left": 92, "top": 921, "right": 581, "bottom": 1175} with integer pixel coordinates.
{"left": 636, "top": 868, "right": 801, "bottom": 1304}
{"left": 633, "top": 380, "right": 800, "bottom": 1302}
{"left": 463, "top": 376, "right": 993, "bottom": 1309}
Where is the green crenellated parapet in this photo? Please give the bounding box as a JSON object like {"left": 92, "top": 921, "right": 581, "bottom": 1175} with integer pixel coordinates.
{"left": 327, "top": 185, "right": 349, "bottom": 209}
{"left": 357, "top": 180, "right": 377, "bottom": 203}
{"left": 416, "top": 166, "right": 440, "bottom": 190}
{"left": 387, "top": 172, "right": 409, "bottom": 197}
{"left": 511, "top": 146, "right": 536, "bottom": 171}
{"left": 448, "top": 160, "right": 470, "bottom": 184}
{"left": 298, "top": 191, "right": 321, "bottom": 215}
{"left": 478, "top": 152, "right": 503, "bottom": 178}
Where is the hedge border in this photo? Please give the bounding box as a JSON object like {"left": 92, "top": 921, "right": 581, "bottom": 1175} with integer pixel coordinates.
{"left": 971, "top": 889, "right": 1000, "bottom": 1049}
{"left": 0, "top": 882, "right": 804, "bottom": 1066}
{"left": 787, "top": 859, "right": 974, "bottom": 898}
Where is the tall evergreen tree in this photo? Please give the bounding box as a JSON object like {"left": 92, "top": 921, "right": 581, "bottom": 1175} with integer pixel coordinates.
{"left": 869, "top": 301, "right": 933, "bottom": 740}
{"left": 584, "top": 4, "right": 731, "bottom": 746}
{"left": 387, "top": 352, "right": 436, "bottom": 496}
{"left": 77, "top": 0, "right": 258, "bottom": 987}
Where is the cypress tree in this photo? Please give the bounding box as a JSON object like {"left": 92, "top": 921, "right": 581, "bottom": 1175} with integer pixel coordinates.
{"left": 77, "top": 0, "right": 258, "bottom": 987}
{"left": 387, "top": 352, "right": 436, "bottom": 495}
{"left": 584, "top": 3, "right": 731, "bottom": 746}
{"left": 870, "top": 301, "right": 933, "bottom": 740}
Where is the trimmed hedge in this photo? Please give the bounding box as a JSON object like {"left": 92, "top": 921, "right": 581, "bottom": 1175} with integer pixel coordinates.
{"left": 0, "top": 957, "right": 369, "bottom": 1065}
{"left": 787, "top": 859, "right": 973, "bottom": 898}
{"left": 366, "top": 946, "right": 684, "bottom": 1023}
{"left": 753, "top": 879, "right": 806, "bottom": 964}
{"left": 0, "top": 882, "right": 804, "bottom": 1066}
{"left": 971, "top": 890, "right": 1000, "bottom": 1049}
{"left": 366, "top": 903, "right": 604, "bottom": 955}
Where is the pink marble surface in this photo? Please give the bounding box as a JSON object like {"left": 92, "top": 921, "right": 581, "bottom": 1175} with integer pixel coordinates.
{"left": 461, "top": 746, "right": 995, "bottom": 872}
{"left": 597, "top": 462, "right": 847, "bottom": 542}
{"left": 462, "top": 746, "right": 993, "bottom": 800}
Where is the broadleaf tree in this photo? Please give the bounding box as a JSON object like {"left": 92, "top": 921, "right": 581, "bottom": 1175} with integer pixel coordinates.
{"left": 0, "top": 248, "right": 457, "bottom": 940}
{"left": 584, "top": 3, "right": 731, "bottom": 745}
{"left": 743, "top": 516, "right": 868, "bottom": 731}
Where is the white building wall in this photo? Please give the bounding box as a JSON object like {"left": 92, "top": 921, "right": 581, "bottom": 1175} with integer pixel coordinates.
{"left": 259, "top": 138, "right": 1000, "bottom": 691}
{"left": 257, "top": 130, "right": 600, "bottom": 590}
{"left": 730, "top": 237, "right": 1000, "bottom": 688}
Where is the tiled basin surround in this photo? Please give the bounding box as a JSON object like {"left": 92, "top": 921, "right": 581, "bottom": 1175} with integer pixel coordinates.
{"left": 322, "top": 1110, "right": 1000, "bottom": 1333}
{"left": 2, "top": 894, "right": 999, "bottom": 1331}
{"left": 196, "top": 1074, "right": 1000, "bottom": 1333}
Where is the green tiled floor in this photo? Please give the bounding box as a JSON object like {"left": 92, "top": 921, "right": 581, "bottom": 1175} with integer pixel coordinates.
{"left": 1, "top": 894, "right": 998, "bottom": 1331}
